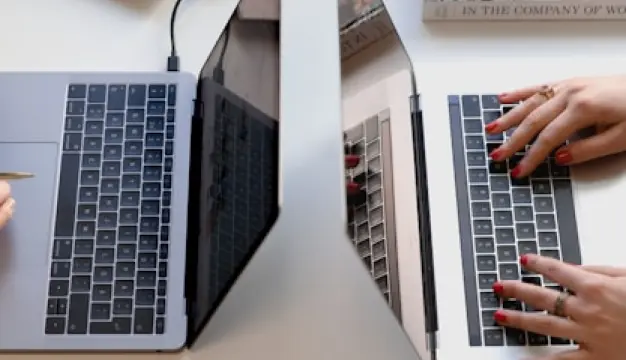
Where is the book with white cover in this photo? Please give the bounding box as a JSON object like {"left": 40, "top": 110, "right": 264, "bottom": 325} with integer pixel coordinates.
{"left": 423, "top": 0, "right": 626, "bottom": 21}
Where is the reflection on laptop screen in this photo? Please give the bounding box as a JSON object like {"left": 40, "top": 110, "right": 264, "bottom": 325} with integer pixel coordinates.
{"left": 339, "top": 4, "right": 432, "bottom": 359}
{"left": 185, "top": 13, "right": 280, "bottom": 343}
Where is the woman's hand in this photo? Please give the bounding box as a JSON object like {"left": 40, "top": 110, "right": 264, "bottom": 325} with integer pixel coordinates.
{"left": 493, "top": 254, "right": 626, "bottom": 360}
{"left": 0, "top": 181, "right": 14, "bottom": 230}
{"left": 487, "top": 76, "right": 626, "bottom": 178}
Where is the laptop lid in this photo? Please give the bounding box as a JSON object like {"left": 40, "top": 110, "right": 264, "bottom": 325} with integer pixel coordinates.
{"left": 184, "top": 11, "right": 280, "bottom": 346}
{"left": 340, "top": 3, "right": 435, "bottom": 359}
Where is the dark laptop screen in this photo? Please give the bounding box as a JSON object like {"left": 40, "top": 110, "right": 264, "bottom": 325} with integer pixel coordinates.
{"left": 185, "top": 13, "right": 280, "bottom": 344}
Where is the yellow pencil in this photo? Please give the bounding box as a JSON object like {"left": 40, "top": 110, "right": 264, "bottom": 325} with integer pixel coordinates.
{"left": 0, "top": 172, "right": 35, "bottom": 180}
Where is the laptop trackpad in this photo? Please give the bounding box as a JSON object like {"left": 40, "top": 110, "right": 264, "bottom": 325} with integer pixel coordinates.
{"left": 0, "top": 142, "right": 58, "bottom": 337}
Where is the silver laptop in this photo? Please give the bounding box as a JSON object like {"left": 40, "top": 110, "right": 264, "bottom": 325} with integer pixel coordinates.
{"left": 0, "top": 9, "right": 280, "bottom": 351}
{"left": 341, "top": 5, "right": 626, "bottom": 360}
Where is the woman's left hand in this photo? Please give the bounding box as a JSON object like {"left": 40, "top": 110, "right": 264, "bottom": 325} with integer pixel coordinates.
{"left": 493, "top": 254, "right": 626, "bottom": 360}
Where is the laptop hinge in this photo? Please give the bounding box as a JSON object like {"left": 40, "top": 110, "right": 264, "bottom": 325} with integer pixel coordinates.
{"left": 409, "top": 92, "right": 439, "bottom": 360}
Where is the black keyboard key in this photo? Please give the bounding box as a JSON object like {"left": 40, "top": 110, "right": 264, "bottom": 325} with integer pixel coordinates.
{"left": 137, "top": 271, "right": 157, "bottom": 287}
{"left": 470, "top": 185, "right": 489, "bottom": 201}
{"left": 138, "top": 252, "right": 157, "bottom": 268}
{"left": 516, "top": 223, "right": 536, "bottom": 239}
{"left": 157, "top": 298, "right": 166, "bottom": 315}
{"left": 489, "top": 161, "right": 507, "bottom": 174}
{"left": 144, "top": 149, "right": 163, "bottom": 164}
{"left": 65, "top": 116, "right": 84, "bottom": 131}
{"left": 499, "top": 264, "right": 519, "bottom": 281}
{"left": 471, "top": 202, "right": 491, "bottom": 218}
{"left": 74, "top": 239, "right": 94, "bottom": 255}
{"left": 54, "top": 153, "right": 80, "bottom": 236}
{"left": 538, "top": 232, "right": 558, "bottom": 247}
{"left": 47, "top": 299, "right": 67, "bottom": 316}
{"left": 86, "top": 104, "right": 105, "bottom": 119}
{"left": 492, "top": 193, "right": 511, "bottom": 209}
{"left": 107, "top": 84, "right": 127, "bottom": 111}
{"left": 464, "top": 119, "right": 483, "bottom": 133}
{"left": 96, "top": 230, "right": 116, "bottom": 245}
{"left": 128, "top": 85, "right": 147, "bottom": 106}
{"left": 83, "top": 137, "right": 103, "bottom": 152}
{"left": 88, "top": 84, "right": 106, "bottom": 103}
{"left": 93, "top": 284, "right": 112, "bottom": 302}
{"left": 102, "top": 161, "right": 121, "bottom": 177}
{"left": 528, "top": 332, "right": 549, "bottom": 346}
{"left": 469, "top": 169, "right": 488, "bottom": 183}
{"left": 493, "top": 210, "right": 513, "bottom": 226}
{"left": 121, "top": 191, "right": 140, "bottom": 206}
{"left": 476, "top": 255, "right": 496, "bottom": 271}
{"left": 148, "top": 84, "right": 166, "bottom": 98}
{"left": 506, "top": 329, "right": 527, "bottom": 346}
{"left": 478, "top": 273, "right": 497, "bottom": 290}
{"left": 475, "top": 237, "right": 494, "bottom": 254}
{"left": 481, "top": 310, "right": 497, "bottom": 327}
{"left": 114, "top": 280, "right": 134, "bottom": 297}
{"left": 89, "top": 317, "right": 131, "bottom": 335}
{"left": 133, "top": 308, "right": 155, "bottom": 334}
{"left": 536, "top": 214, "right": 556, "bottom": 230}
{"left": 48, "top": 279, "right": 70, "bottom": 297}
{"left": 167, "top": 84, "right": 177, "bottom": 106}
{"left": 68, "top": 84, "right": 87, "bottom": 99}
{"left": 136, "top": 289, "right": 156, "bottom": 305}
{"left": 50, "top": 261, "right": 71, "bottom": 278}
{"left": 142, "top": 183, "right": 161, "bottom": 198}
{"left": 551, "top": 337, "right": 571, "bottom": 345}
{"left": 473, "top": 220, "right": 492, "bottom": 235}
{"left": 76, "top": 221, "right": 96, "bottom": 237}
{"left": 479, "top": 291, "right": 498, "bottom": 308}
{"left": 512, "top": 188, "right": 532, "bottom": 204}
{"left": 495, "top": 228, "right": 515, "bottom": 244}
{"left": 497, "top": 245, "right": 517, "bottom": 262}
{"left": 466, "top": 152, "right": 486, "bottom": 166}
{"left": 145, "top": 133, "right": 164, "bottom": 147}
{"left": 514, "top": 206, "right": 533, "bottom": 222}
{"left": 156, "top": 317, "right": 165, "bottom": 334}
{"left": 164, "top": 157, "right": 173, "bottom": 172}
{"left": 53, "top": 239, "right": 73, "bottom": 259}
{"left": 113, "top": 261, "right": 134, "bottom": 278}
{"left": 72, "top": 258, "right": 93, "bottom": 273}
{"left": 67, "top": 293, "right": 89, "bottom": 334}
{"left": 127, "top": 109, "right": 145, "bottom": 123}
{"left": 162, "top": 191, "right": 171, "bottom": 207}
{"left": 105, "top": 128, "right": 124, "bottom": 144}
{"left": 45, "top": 317, "right": 66, "bottom": 335}
{"left": 157, "top": 280, "right": 167, "bottom": 296}
{"left": 534, "top": 197, "right": 554, "bottom": 213}
{"left": 90, "top": 303, "right": 111, "bottom": 320}
{"left": 139, "top": 235, "right": 158, "bottom": 250}
{"left": 106, "top": 112, "right": 125, "bottom": 127}
{"left": 66, "top": 100, "right": 86, "bottom": 115}
{"left": 94, "top": 266, "right": 114, "bottom": 282}
{"left": 95, "top": 248, "right": 115, "bottom": 264}
{"left": 461, "top": 95, "right": 481, "bottom": 117}
{"left": 118, "top": 227, "right": 137, "bottom": 243}
{"left": 101, "top": 179, "right": 120, "bottom": 194}
{"left": 113, "top": 299, "right": 133, "bottom": 315}
{"left": 484, "top": 329, "right": 505, "bottom": 346}
{"left": 71, "top": 275, "right": 91, "bottom": 292}
{"left": 167, "top": 108, "right": 175, "bottom": 123}
{"left": 465, "top": 136, "right": 484, "bottom": 150}
{"left": 481, "top": 95, "right": 500, "bottom": 110}
{"left": 166, "top": 125, "right": 175, "bottom": 139}
{"left": 147, "top": 102, "right": 166, "bottom": 115}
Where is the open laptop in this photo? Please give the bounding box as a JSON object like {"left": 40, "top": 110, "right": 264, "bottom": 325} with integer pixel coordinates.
{"left": 0, "top": 9, "right": 280, "bottom": 351}
{"left": 417, "top": 53, "right": 626, "bottom": 359}
{"left": 341, "top": 5, "right": 626, "bottom": 360}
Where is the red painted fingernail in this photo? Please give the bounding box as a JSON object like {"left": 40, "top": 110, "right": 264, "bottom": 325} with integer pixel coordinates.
{"left": 345, "top": 155, "right": 360, "bottom": 168}
{"left": 510, "top": 166, "right": 522, "bottom": 178}
{"left": 347, "top": 181, "right": 361, "bottom": 195}
{"left": 494, "top": 310, "right": 507, "bottom": 323}
{"left": 485, "top": 122, "right": 498, "bottom": 133}
{"left": 555, "top": 149, "right": 572, "bottom": 165}
{"left": 520, "top": 255, "right": 529, "bottom": 266}
{"left": 489, "top": 149, "right": 503, "bottom": 161}
{"left": 492, "top": 282, "right": 504, "bottom": 295}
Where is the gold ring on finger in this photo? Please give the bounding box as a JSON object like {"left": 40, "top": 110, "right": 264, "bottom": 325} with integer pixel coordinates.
{"left": 537, "top": 85, "right": 556, "bottom": 100}
{"left": 552, "top": 291, "right": 570, "bottom": 318}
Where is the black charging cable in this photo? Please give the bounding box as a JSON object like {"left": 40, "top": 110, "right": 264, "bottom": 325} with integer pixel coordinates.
{"left": 167, "top": 0, "right": 183, "bottom": 72}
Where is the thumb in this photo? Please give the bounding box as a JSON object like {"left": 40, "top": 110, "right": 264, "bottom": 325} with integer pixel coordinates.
{"left": 582, "top": 265, "right": 626, "bottom": 277}
{"left": 557, "top": 123, "right": 626, "bottom": 165}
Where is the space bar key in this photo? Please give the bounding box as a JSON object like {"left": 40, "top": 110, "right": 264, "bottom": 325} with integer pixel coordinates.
{"left": 89, "top": 318, "right": 131, "bottom": 334}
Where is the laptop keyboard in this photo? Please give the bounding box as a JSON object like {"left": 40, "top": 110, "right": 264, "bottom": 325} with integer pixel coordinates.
{"left": 448, "top": 94, "right": 582, "bottom": 347}
{"left": 45, "top": 83, "right": 177, "bottom": 335}
{"left": 344, "top": 111, "right": 402, "bottom": 319}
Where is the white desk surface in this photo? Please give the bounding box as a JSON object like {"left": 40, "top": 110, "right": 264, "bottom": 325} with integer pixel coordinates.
{"left": 3, "top": 0, "right": 626, "bottom": 359}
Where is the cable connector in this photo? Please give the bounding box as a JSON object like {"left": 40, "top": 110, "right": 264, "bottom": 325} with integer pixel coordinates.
{"left": 167, "top": 55, "right": 180, "bottom": 72}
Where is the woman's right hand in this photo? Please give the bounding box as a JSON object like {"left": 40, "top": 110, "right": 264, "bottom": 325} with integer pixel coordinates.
{"left": 0, "top": 181, "right": 15, "bottom": 230}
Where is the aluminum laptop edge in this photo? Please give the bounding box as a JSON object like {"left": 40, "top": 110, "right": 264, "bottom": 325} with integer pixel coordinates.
{"left": 414, "top": 56, "right": 626, "bottom": 359}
